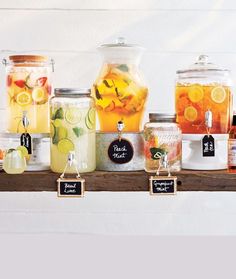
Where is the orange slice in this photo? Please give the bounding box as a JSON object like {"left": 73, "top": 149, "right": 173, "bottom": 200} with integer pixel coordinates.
{"left": 211, "top": 86, "right": 226, "bottom": 103}
{"left": 188, "top": 85, "right": 204, "bottom": 103}
{"left": 16, "top": 91, "right": 32, "bottom": 106}
{"left": 184, "top": 106, "right": 198, "bottom": 122}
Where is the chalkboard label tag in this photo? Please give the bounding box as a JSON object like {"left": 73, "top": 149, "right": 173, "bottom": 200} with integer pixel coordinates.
{"left": 149, "top": 176, "right": 177, "bottom": 195}
{"left": 57, "top": 178, "right": 85, "bottom": 198}
{"left": 202, "top": 135, "right": 215, "bottom": 157}
{"left": 20, "top": 133, "right": 32, "bottom": 154}
{"left": 108, "top": 138, "right": 134, "bottom": 164}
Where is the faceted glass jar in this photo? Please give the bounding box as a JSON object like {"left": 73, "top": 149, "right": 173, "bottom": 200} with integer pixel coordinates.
{"left": 92, "top": 38, "right": 148, "bottom": 132}
{"left": 144, "top": 113, "right": 182, "bottom": 172}
{"left": 50, "top": 88, "right": 96, "bottom": 173}
{"left": 175, "top": 55, "right": 233, "bottom": 134}
{"left": 3, "top": 55, "right": 54, "bottom": 133}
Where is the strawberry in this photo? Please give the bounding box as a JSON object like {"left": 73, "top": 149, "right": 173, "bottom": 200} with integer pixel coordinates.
{"left": 37, "top": 77, "right": 47, "bottom": 87}
{"left": 47, "top": 84, "right": 52, "bottom": 95}
{"left": 7, "top": 75, "right": 12, "bottom": 87}
{"left": 14, "top": 80, "right": 25, "bottom": 88}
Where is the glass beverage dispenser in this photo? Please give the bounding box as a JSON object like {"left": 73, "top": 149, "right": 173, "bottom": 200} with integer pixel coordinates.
{"left": 3, "top": 55, "right": 54, "bottom": 133}
{"left": 175, "top": 55, "right": 233, "bottom": 170}
{"left": 92, "top": 37, "right": 148, "bottom": 132}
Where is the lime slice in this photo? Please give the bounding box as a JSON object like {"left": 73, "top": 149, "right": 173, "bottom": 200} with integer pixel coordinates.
{"left": 65, "top": 108, "right": 82, "bottom": 124}
{"left": 50, "top": 123, "right": 55, "bottom": 138}
{"left": 58, "top": 127, "right": 68, "bottom": 141}
{"left": 17, "top": 146, "right": 28, "bottom": 157}
{"left": 88, "top": 107, "right": 96, "bottom": 125}
{"left": 57, "top": 139, "right": 74, "bottom": 154}
{"left": 85, "top": 116, "right": 94, "bottom": 130}
{"left": 211, "top": 86, "right": 226, "bottom": 103}
{"left": 54, "top": 119, "right": 62, "bottom": 127}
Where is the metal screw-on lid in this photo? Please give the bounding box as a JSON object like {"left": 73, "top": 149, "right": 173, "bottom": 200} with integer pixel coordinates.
{"left": 54, "top": 88, "right": 91, "bottom": 97}
{"left": 149, "top": 113, "right": 176, "bottom": 123}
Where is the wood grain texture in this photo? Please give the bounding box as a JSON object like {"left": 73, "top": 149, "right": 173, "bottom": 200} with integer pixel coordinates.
{"left": 0, "top": 170, "right": 236, "bottom": 192}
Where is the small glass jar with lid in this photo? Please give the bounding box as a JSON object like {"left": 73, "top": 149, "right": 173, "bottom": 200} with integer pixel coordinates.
{"left": 3, "top": 55, "right": 54, "bottom": 133}
{"left": 143, "top": 113, "right": 182, "bottom": 172}
{"left": 50, "top": 88, "right": 96, "bottom": 173}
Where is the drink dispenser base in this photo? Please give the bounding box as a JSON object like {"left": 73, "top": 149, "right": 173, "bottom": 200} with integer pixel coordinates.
{"left": 182, "top": 134, "right": 228, "bottom": 170}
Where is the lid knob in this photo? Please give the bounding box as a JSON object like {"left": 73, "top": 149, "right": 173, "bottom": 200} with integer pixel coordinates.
{"left": 196, "top": 54, "right": 209, "bottom": 64}
{"left": 116, "top": 37, "right": 126, "bottom": 45}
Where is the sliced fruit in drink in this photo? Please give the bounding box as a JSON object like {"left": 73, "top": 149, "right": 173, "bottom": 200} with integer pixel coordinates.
{"left": 58, "top": 127, "right": 68, "bottom": 141}
{"left": 188, "top": 85, "right": 204, "bottom": 103}
{"left": 65, "top": 108, "right": 82, "bottom": 124}
{"left": 85, "top": 116, "right": 94, "bottom": 130}
{"left": 211, "top": 86, "right": 226, "bottom": 103}
{"left": 16, "top": 91, "right": 32, "bottom": 106}
{"left": 88, "top": 107, "right": 96, "bottom": 124}
{"left": 17, "top": 146, "right": 30, "bottom": 160}
{"left": 57, "top": 139, "right": 74, "bottom": 154}
{"left": 14, "top": 80, "right": 25, "bottom": 88}
{"left": 37, "top": 77, "right": 47, "bottom": 87}
{"left": 50, "top": 123, "right": 55, "bottom": 138}
{"left": 32, "top": 87, "right": 45, "bottom": 103}
{"left": 7, "top": 75, "right": 12, "bottom": 87}
{"left": 184, "top": 106, "right": 198, "bottom": 122}
{"left": 104, "top": 101, "right": 115, "bottom": 112}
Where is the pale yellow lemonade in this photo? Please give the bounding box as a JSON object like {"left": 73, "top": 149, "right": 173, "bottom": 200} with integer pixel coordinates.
{"left": 7, "top": 69, "right": 51, "bottom": 133}
{"left": 50, "top": 104, "right": 96, "bottom": 173}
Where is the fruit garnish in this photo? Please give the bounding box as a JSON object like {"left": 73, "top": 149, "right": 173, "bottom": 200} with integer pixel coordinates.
{"left": 52, "top": 108, "right": 64, "bottom": 120}
{"left": 85, "top": 116, "right": 94, "bottom": 130}
{"left": 47, "top": 84, "right": 52, "bottom": 95}
{"left": 117, "top": 64, "right": 129, "bottom": 72}
{"left": 88, "top": 107, "right": 96, "bottom": 125}
{"left": 188, "top": 85, "right": 204, "bottom": 103}
{"left": 32, "top": 87, "right": 45, "bottom": 103}
{"left": 54, "top": 119, "right": 62, "bottom": 127}
{"left": 65, "top": 108, "right": 82, "bottom": 124}
{"left": 16, "top": 146, "right": 30, "bottom": 160}
{"left": 14, "top": 80, "right": 25, "bottom": 88}
{"left": 104, "top": 101, "right": 115, "bottom": 112}
{"left": 0, "top": 149, "right": 3, "bottom": 160}
{"left": 37, "top": 77, "right": 47, "bottom": 87}
{"left": 7, "top": 75, "right": 12, "bottom": 87}
{"left": 58, "top": 127, "right": 68, "bottom": 141}
{"left": 57, "top": 139, "right": 74, "bottom": 154}
{"left": 50, "top": 123, "right": 55, "bottom": 138}
{"left": 73, "top": 127, "right": 84, "bottom": 137}
{"left": 211, "top": 86, "right": 226, "bottom": 103}
{"left": 25, "top": 75, "right": 35, "bottom": 89}
{"left": 184, "top": 106, "right": 198, "bottom": 122}
{"left": 16, "top": 91, "right": 32, "bottom": 106}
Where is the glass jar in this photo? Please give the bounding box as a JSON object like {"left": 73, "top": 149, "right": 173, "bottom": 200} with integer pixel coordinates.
{"left": 175, "top": 55, "right": 233, "bottom": 134}
{"left": 144, "top": 113, "right": 182, "bottom": 172}
{"left": 50, "top": 88, "right": 96, "bottom": 173}
{"left": 92, "top": 37, "right": 148, "bottom": 132}
{"left": 3, "top": 55, "right": 54, "bottom": 133}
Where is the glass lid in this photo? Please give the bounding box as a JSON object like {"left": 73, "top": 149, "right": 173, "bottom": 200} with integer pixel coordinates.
{"left": 177, "top": 55, "right": 230, "bottom": 75}
{"left": 99, "top": 37, "right": 144, "bottom": 50}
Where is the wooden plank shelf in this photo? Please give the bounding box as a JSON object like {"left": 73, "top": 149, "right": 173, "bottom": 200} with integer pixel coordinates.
{"left": 0, "top": 170, "right": 235, "bottom": 192}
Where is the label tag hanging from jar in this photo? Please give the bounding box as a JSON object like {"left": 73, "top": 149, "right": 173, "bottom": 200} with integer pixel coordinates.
{"left": 20, "top": 133, "right": 32, "bottom": 155}
{"left": 57, "top": 152, "right": 85, "bottom": 198}
{"left": 202, "top": 135, "right": 215, "bottom": 157}
{"left": 149, "top": 154, "right": 177, "bottom": 195}
{"left": 108, "top": 120, "right": 134, "bottom": 164}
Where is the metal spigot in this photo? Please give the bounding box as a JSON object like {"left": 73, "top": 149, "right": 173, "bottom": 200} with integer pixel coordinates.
{"left": 205, "top": 109, "right": 213, "bottom": 129}
{"left": 22, "top": 111, "right": 29, "bottom": 131}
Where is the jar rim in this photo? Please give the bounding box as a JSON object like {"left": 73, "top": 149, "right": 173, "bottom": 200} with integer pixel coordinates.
{"left": 54, "top": 88, "right": 91, "bottom": 97}
{"left": 149, "top": 113, "right": 176, "bottom": 122}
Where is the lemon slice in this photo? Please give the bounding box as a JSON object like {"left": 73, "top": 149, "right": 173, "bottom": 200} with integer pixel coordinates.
{"left": 16, "top": 91, "right": 32, "bottom": 106}
{"left": 17, "top": 146, "right": 28, "bottom": 157}
{"left": 58, "top": 127, "right": 68, "bottom": 141}
{"left": 184, "top": 106, "right": 198, "bottom": 122}
{"left": 65, "top": 108, "right": 82, "bottom": 124}
{"left": 54, "top": 119, "right": 62, "bottom": 127}
{"left": 58, "top": 139, "right": 74, "bottom": 154}
{"left": 32, "top": 87, "right": 45, "bottom": 102}
{"left": 211, "top": 86, "right": 226, "bottom": 103}
{"left": 188, "top": 86, "right": 204, "bottom": 103}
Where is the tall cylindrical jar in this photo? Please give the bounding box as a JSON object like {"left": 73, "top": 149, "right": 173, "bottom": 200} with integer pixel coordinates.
{"left": 50, "top": 88, "right": 96, "bottom": 173}
{"left": 3, "top": 55, "right": 54, "bottom": 133}
{"left": 144, "top": 113, "right": 182, "bottom": 172}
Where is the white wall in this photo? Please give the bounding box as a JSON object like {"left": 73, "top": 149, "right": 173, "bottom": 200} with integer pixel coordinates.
{"left": 0, "top": 0, "right": 236, "bottom": 129}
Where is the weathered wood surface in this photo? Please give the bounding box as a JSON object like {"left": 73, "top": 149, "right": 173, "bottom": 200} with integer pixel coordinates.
{"left": 0, "top": 170, "right": 235, "bottom": 191}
